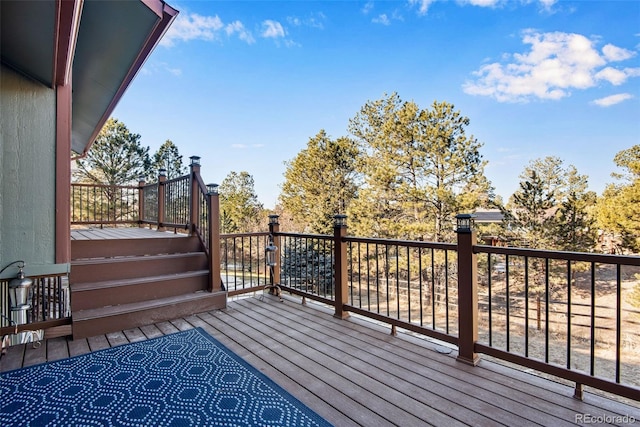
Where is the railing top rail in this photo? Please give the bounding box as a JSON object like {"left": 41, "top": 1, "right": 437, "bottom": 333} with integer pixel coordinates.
{"left": 276, "top": 231, "right": 332, "bottom": 240}
{"left": 193, "top": 172, "right": 208, "bottom": 195}
{"left": 345, "top": 235, "right": 457, "bottom": 250}
{"left": 475, "top": 244, "right": 640, "bottom": 266}
{"left": 71, "top": 182, "right": 138, "bottom": 189}
{"left": 221, "top": 232, "right": 270, "bottom": 239}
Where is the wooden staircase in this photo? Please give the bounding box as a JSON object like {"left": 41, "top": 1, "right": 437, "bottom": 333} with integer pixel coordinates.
{"left": 70, "top": 235, "right": 226, "bottom": 339}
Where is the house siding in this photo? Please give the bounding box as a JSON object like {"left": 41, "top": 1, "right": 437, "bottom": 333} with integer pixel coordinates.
{"left": 0, "top": 64, "right": 66, "bottom": 277}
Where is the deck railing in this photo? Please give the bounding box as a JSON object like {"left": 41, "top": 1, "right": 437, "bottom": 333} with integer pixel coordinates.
{"left": 71, "top": 183, "right": 139, "bottom": 225}
{"left": 223, "top": 215, "right": 640, "bottom": 401}
{"left": 1, "top": 273, "right": 70, "bottom": 342}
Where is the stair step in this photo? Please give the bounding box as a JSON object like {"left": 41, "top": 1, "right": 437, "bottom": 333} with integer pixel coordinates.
{"left": 70, "top": 252, "right": 208, "bottom": 283}
{"left": 71, "top": 270, "right": 210, "bottom": 311}
{"left": 71, "top": 236, "right": 202, "bottom": 260}
{"left": 72, "top": 291, "right": 227, "bottom": 339}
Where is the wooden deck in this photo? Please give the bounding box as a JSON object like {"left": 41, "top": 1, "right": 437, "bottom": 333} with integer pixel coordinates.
{"left": 71, "top": 226, "right": 186, "bottom": 240}
{"left": 2, "top": 295, "right": 638, "bottom": 426}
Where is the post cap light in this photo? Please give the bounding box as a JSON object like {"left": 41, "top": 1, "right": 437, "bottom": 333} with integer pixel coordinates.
{"left": 158, "top": 168, "right": 167, "bottom": 177}
{"left": 189, "top": 156, "right": 201, "bottom": 166}
{"left": 268, "top": 214, "right": 280, "bottom": 225}
{"left": 334, "top": 214, "right": 347, "bottom": 227}
{"left": 456, "top": 214, "right": 475, "bottom": 233}
{"left": 207, "top": 183, "right": 219, "bottom": 195}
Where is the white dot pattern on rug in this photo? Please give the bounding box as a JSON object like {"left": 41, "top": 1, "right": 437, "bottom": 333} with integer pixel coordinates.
{"left": 0, "top": 328, "right": 332, "bottom": 427}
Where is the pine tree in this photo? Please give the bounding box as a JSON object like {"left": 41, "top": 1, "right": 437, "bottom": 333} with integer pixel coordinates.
{"left": 219, "top": 171, "right": 263, "bottom": 233}
{"left": 347, "top": 93, "right": 491, "bottom": 241}
{"left": 75, "top": 118, "right": 151, "bottom": 185}
{"left": 151, "top": 140, "right": 186, "bottom": 179}
{"left": 280, "top": 130, "right": 359, "bottom": 234}
{"left": 596, "top": 145, "right": 640, "bottom": 253}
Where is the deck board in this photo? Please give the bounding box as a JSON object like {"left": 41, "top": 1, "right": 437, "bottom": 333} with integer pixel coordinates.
{"left": 71, "top": 227, "right": 185, "bottom": 240}
{"left": 1, "top": 295, "right": 638, "bottom": 426}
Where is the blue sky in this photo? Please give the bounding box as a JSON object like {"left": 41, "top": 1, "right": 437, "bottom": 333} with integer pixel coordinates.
{"left": 112, "top": 0, "right": 640, "bottom": 209}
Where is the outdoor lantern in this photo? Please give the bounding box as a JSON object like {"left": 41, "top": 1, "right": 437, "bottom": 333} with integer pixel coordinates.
{"left": 189, "top": 156, "right": 201, "bottom": 166}
{"left": 159, "top": 168, "right": 167, "bottom": 177}
{"left": 6, "top": 262, "right": 33, "bottom": 309}
{"left": 456, "top": 214, "right": 475, "bottom": 233}
{"left": 207, "top": 183, "right": 219, "bottom": 195}
{"left": 334, "top": 214, "right": 347, "bottom": 227}
{"left": 268, "top": 214, "right": 279, "bottom": 225}
{"left": 265, "top": 239, "right": 278, "bottom": 267}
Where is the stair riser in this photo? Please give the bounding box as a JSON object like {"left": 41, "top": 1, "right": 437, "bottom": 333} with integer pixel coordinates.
{"left": 71, "top": 274, "right": 210, "bottom": 311}
{"left": 71, "top": 255, "right": 208, "bottom": 283}
{"left": 72, "top": 293, "right": 226, "bottom": 339}
{"left": 71, "top": 236, "right": 202, "bottom": 259}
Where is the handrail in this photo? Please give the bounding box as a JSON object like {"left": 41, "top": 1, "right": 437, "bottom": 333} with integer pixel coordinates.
{"left": 222, "top": 220, "right": 640, "bottom": 401}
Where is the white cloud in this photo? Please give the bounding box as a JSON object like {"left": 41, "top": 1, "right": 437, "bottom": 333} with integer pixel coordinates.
{"left": 160, "top": 13, "right": 256, "bottom": 46}
{"left": 231, "top": 144, "right": 247, "bottom": 149}
{"left": 591, "top": 93, "right": 633, "bottom": 107}
{"left": 372, "top": 14, "right": 390, "bottom": 26}
{"left": 161, "top": 13, "right": 224, "bottom": 46}
{"left": 287, "top": 13, "right": 325, "bottom": 30}
{"left": 225, "top": 21, "right": 255, "bottom": 44}
{"left": 602, "top": 44, "right": 635, "bottom": 62}
{"left": 595, "top": 67, "right": 629, "bottom": 85}
{"left": 462, "top": 0, "right": 500, "bottom": 7}
{"left": 362, "top": 2, "right": 374, "bottom": 15}
{"left": 261, "top": 20, "right": 286, "bottom": 38}
{"left": 463, "top": 30, "right": 640, "bottom": 103}
{"left": 409, "top": 0, "right": 437, "bottom": 15}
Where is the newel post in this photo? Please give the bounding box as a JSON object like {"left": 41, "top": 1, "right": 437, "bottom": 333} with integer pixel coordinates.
{"left": 138, "top": 175, "right": 146, "bottom": 227}
{"left": 189, "top": 156, "right": 201, "bottom": 236}
{"left": 456, "top": 214, "right": 480, "bottom": 366}
{"left": 157, "top": 169, "right": 167, "bottom": 231}
{"left": 268, "top": 215, "right": 281, "bottom": 288}
{"left": 333, "top": 214, "right": 349, "bottom": 320}
{"left": 207, "top": 183, "right": 221, "bottom": 292}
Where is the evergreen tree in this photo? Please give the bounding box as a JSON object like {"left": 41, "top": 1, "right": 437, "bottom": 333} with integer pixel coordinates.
{"left": 508, "top": 170, "right": 555, "bottom": 248}
{"left": 74, "top": 118, "right": 151, "bottom": 185}
{"left": 280, "top": 130, "right": 359, "bottom": 234}
{"left": 596, "top": 145, "right": 640, "bottom": 253}
{"left": 348, "top": 93, "right": 490, "bottom": 241}
{"left": 507, "top": 156, "right": 595, "bottom": 250}
{"left": 151, "top": 140, "right": 186, "bottom": 179}
{"left": 219, "top": 171, "right": 263, "bottom": 233}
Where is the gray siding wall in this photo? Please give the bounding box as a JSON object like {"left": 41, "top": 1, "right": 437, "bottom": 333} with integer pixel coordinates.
{"left": 0, "top": 64, "right": 65, "bottom": 278}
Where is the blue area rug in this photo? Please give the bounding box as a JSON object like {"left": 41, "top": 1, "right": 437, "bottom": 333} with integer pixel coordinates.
{"left": 0, "top": 328, "right": 333, "bottom": 427}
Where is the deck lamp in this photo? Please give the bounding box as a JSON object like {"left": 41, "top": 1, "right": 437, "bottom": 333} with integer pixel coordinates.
{"left": 207, "top": 183, "right": 219, "bottom": 195}
{"left": 189, "top": 156, "right": 201, "bottom": 166}
{"left": 268, "top": 214, "right": 279, "bottom": 226}
{"left": 456, "top": 214, "right": 475, "bottom": 233}
{"left": 1, "top": 261, "right": 33, "bottom": 309}
{"left": 334, "top": 214, "right": 347, "bottom": 227}
{"left": 265, "top": 238, "right": 278, "bottom": 267}
{"left": 159, "top": 168, "right": 167, "bottom": 178}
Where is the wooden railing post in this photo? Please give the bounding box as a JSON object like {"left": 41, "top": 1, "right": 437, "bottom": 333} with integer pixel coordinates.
{"left": 208, "top": 184, "right": 221, "bottom": 292}
{"left": 268, "top": 215, "right": 281, "bottom": 288}
{"left": 157, "top": 169, "right": 167, "bottom": 231}
{"left": 138, "top": 175, "right": 145, "bottom": 227}
{"left": 456, "top": 214, "right": 480, "bottom": 366}
{"left": 333, "top": 214, "right": 349, "bottom": 320}
{"left": 189, "top": 156, "right": 201, "bottom": 236}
